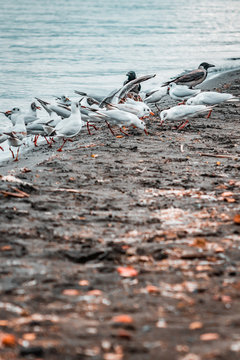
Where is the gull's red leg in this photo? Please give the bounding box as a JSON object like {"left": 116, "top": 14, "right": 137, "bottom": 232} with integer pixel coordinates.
{"left": 57, "top": 138, "right": 67, "bottom": 152}
{"left": 105, "top": 121, "right": 115, "bottom": 136}
{"left": 9, "top": 147, "right": 15, "bottom": 158}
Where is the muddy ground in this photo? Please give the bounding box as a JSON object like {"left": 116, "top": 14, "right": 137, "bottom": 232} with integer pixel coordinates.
{"left": 0, "top": 70, "right": 240, "bottom": 360}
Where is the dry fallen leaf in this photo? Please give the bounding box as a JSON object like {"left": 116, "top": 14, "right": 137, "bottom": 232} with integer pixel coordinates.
{"left": 146, "top": 285, "right": 160, "bottom": 294}
{"left": 189, "top": 321, "right": 203, "bottom": 330}
{"left": 221, "top": 191, "right": 233, "bottom": 197}
{"left": 1, "top": 333, "right": 17, "bottom": 347}
{"left": 117, "top": 266, "right": 138, "bottom": 277}
{"left": 62, "top": 289, "right": 79, "bottom": 296}
{"left": 78, "top": 280, "right": 89, "bottom": 286}
{"left": 87, "top": 289, "right": 103, "bottom": 296}
{"left": 111, "top": 315, "right": 133, "bottom": 324}
{"left": 104, "top": 353, "right": 123, "bottom": 360}
{"left": 22, "top": 333, "right": 36, "bottom": 341}
{"left": 191, "top": 237, "right": 207, "bottom": 249}
{"left": 0, "top": 245, "right": 12, "bottom": 251}
{"left": 233, "top": 214, "right": 240, "bottom": 225}
{"left": 200, "top": 333, "right": 219, "bottom": 341}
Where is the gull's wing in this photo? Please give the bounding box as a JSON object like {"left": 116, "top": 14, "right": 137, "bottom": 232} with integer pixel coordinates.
{"left": 162, "top": 69, "right": 205, "bottom": 86}
{"left": 118, "top": 74, "right": 156, "bottom": 101}
{"left": 99, "top": 88, "right": 121, "bottom": 108}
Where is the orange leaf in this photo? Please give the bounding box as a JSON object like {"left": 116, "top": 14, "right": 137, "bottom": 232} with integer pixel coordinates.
{"left": 22, "top": 333, "right": 36, "bottom": 341}
{"left": 91, "top": 154, "right": 98, "bottom": 158}
{"left": 200, "top": 333, "right": 219, "bottom": 341}
{"left": 115, "top": 329, "right": 132, "bottom": 339}
{"left": 62, "top": 289, "right": 79, "bottom": 296}
{"left": 1, "top": 334, "right": 17, "bottom": 347}
{"left": 117, "top": 266, "right": 138, "bottom": 277}
{"left": 234, "top": 214, "right": 240, "bottom": 224}
{"left": 221, "top": 191, "right": 233, "bottom": 197}
{"left": 111, "top": 315, "right": 133, "bottom": 324}
{"left": 0, "top": 245, "right": 12, "bottom": 251}
{"left": 116, "top": 135, "right": 124, "bottom": 138}
{"left": 0, "top": 320, "right": 8, "bottom": 326}
{"left": 87, "top": 289, "right": 103, "bottom": 296}
{"left": 78, "top": 280, "right": 89, "bottom": 286}
{"left": 226, "top": 198, "right": 236, "bottom": 203}
{"left": 146, "top": 285, "right": 160, "bottom": 294}
{"left": 191, "top": 237, "right": 207, "bottom": 249}
{"left": 189, "top": 321, "right": 203, "bottom": 330}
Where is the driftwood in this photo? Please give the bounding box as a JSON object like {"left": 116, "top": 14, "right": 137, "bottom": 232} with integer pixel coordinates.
{"left": 199, "top": 152, "right": 239, "bottom": 160}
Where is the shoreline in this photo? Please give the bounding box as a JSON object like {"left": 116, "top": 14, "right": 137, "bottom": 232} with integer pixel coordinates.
{"left": 0, "top": 68, "right": 240, "bottom": 360}
{"left": 0, "top": 67, "right": 240, "bottom": 175}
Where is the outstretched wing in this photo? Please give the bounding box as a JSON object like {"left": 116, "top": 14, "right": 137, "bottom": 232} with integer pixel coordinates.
{"left": 118, "top": 74, "right": 156, "bottom": 101}
{"left": 99, "top": 88, "right": 121, "bottom": 108}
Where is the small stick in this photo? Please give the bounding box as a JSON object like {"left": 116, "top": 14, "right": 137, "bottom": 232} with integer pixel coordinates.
{"left": 199, "top": 153, "right": 239, "bottom": 159}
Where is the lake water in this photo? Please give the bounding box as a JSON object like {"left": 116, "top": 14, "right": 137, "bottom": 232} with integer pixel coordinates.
{"left": 0, "top": 0, "right": 239, "bottom": 160}
{"left": 0, "top": 0, "right": 240, "bottom": 108}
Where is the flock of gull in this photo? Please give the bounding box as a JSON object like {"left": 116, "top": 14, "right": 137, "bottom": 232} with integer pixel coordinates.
{"left": 0, "top": 62, "right": 239, "bottom": 161}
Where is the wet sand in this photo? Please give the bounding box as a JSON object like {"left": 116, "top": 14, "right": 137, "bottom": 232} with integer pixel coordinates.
{"left": 0, "top": 70, "right": 240, "bottom": 360}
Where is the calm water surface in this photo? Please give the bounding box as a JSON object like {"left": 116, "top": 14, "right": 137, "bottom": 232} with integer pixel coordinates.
{"left": 0, "top": 0, "right": 240, "bottom": 110}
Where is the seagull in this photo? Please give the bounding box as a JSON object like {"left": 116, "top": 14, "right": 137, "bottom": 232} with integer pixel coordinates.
{"left": 110, "top": 98, "right": 154, "bottom": 118}
{"left": 100, "top": 74, "right": 156, "bottom": 107}
{"left": 8, "top": 103, "right": 41, "bottom": 126}
{"left": 162, "top": 62, "right": 215, "bottom": 88}
{"left": 186, "top": 91, "right": 239, "bottom": 106}
{"left": 144, "top": 87, "right": 168, "bottom": 104}
{"left": 4, "top": 107, "right": 27, "bottom": 161}
{"left": 124, "top": 71, "right": 141, "bottom": 95}
{"left": 43, "top": 101, "right": 83, "bottom": 152}
{"left": 168, "top": 82, "right": 201, "bottom": 104}
{"left": 55, "top": 95, "right": 71, "bottom": 106}
{"left": 186, "top": 91, "right": 239, "bottom": 118}
{"left": 160, "top": 104, "right": 213, "bottom": 130}
{"left": 88, "top": 108, "right": 147, "bottom": 136}
{"left": 35, "top": 97, "right": 71, "bottom": 118}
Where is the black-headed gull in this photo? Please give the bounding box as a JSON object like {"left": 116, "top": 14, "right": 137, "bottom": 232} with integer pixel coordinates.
{"left": 168, "top": 82, "right": 201, "bottom": 104}
{"left": 43, "top": 101, "right": 83, "bottom": 152}
{"left": 123, "top": 71, "right": 141, "bottom": 94}
{"left": 35, "top": 97, "right": 71, "bottom": 118}
{"left": 160, "top": 104, "right": 213, "bottom": 130}
{"left": 4, "top": 107, "right": 27, "bottom": 161}
{"left": 186, "top": 91, "right": 239, "bottom": 106}
{"left": 88, "top": 108, "right": 147, "bottom": 136}
{"left": 162, "top": 63, "right": 215, "bottom": 88}
{"left": 8, "top": 103, "right": 41, "bottom": 126}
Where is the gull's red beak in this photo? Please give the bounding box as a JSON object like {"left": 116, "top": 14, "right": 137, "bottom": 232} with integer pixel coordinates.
{"left": 144, "top": 128, "right": 148, "bottom": 135}
{"left": 150, "top": 111, "right": 155, "bottom": 116}
{"left": 36, "top": 106, "right": 41, "bottom": 110}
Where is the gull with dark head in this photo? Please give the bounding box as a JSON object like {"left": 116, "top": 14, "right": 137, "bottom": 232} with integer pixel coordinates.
{"left": 162, "top": 62, "right": 215, "bottom": 88}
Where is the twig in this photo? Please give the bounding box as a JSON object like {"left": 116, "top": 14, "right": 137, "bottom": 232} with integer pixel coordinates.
{"left": 199, "top": 153, "right": 239, "bottom": 160}
{"left": 44, "top": 188, "right": 83, "bottom": 194}
{"left": 69, "top": 143, "right": 105, "bottom": 151}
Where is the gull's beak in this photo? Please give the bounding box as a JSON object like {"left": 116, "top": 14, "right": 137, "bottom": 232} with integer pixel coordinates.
{"left": 36, "top": 106, "right": 41, "bottom": 110}
{"left": 208, "top": 64, "right": 215, "bottom": 68}
{"left": 66, "top": 97, "right": 70, "bottom": 101}
{"left": 6, "top": 110, "right": 12, "bottom": 115}
{"left": 144, "top": 128, "right": 148, "bottom": 135}
{"left": 150, "top": 111, "right": 155, "bottom": 116}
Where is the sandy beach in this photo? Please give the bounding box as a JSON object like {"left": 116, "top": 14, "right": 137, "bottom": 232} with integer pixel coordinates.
{"left": 0, "top": 69, "right": 240, "bottom": 359}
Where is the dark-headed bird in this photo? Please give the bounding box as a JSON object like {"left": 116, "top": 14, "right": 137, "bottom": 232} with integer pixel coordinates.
{"left": 162, "top": 62, "right": 215, "bottom": 88}
{"left": 124, "top": 71, "right": 141, "bottom": 94}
